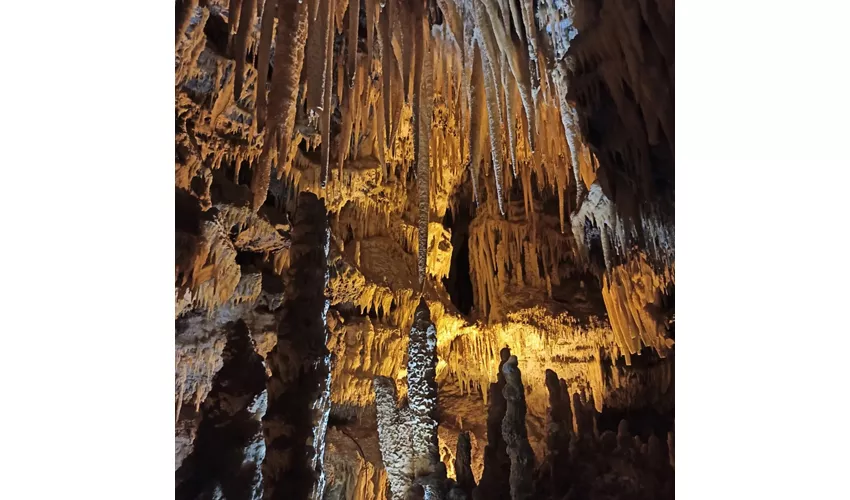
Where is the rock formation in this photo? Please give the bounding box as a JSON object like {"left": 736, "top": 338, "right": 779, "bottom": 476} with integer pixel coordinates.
{"left": 374, "top": 299, "right": 446, "bottom": 499}
{"left": 174, "top": 0, "right": 675, "bottom": 498}
{"left": 262, "top": 192, "right": 332, "bottom": 500}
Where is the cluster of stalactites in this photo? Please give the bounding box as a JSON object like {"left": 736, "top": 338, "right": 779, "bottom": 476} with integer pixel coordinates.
{"left": 467, "top": 210, "right": 575, "bottom": 321}
{"left": 569, "top": 182, "right": 675, "bottom": 363}
{"left": 175, "top": 204, "right": 289, "bottom": 318}
{"left": 181, "top": 0, "right": 598, "bottom": 281}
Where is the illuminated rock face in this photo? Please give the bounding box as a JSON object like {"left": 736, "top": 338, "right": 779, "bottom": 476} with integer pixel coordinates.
{"left": 175, "top": 0, "right": 674, "bottom": 498}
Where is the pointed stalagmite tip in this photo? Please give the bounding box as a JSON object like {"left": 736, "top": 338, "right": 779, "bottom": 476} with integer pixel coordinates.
{"left": 499, "top": 347, "right": 511, "bottom": 363}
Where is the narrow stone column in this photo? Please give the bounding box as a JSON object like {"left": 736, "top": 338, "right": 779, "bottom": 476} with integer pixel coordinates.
{"left": 374, "top": 376, "right": 413, "bottom": 500}
{"left": 545, "top": 369, "right": 572, "bottom": 452}
{"left": 501, "top": 356, "right": 535, "bottom": 500}
{"left": 262, "top": 192, "right": 332, "bottom": 499}
{"left": 453, "top": 432, "right": 476, "bottom": 497}
{"left": 374, "top": 299, "right": 445, "bottom": 500}
{"left": 407, "top": 299, "right": 441, "bottom": 476}
{"left": 543, "top": 370, "right": 573, "bottom": 498}
{"left": 472, "top": 348, "right": 511, "bottom": 500}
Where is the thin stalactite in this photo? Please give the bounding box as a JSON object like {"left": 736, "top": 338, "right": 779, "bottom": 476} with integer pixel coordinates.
{"left": 414, "top": 13, "right": 434, "bottom": 286}
{"left": 254, "top": 0, "right": 278, "bottom": 131}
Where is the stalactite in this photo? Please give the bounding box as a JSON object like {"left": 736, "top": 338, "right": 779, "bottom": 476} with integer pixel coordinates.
{"left": 227, "top": 0, "right": 244, "bottom": 52}
{"left": 250, "top": 0, "right": 309, "bottom": 210}
{"left": 553, "top": 62, "right": 584, "bottom": 204}
{"left": 400, "top": 2, "right": 414, "bottom": 103}
{"left": 414, "top": 14, "right": 434, "bottom": 286}
{"left": 176, "top": 2, "right": 676, "bottom": 496}
{"left": 365, "top": 0, "right": 376, "bottom": 65}
{"left": 478, "top": 0, "right": 536, "bottom": 152}
{"left": 501, "top": 355, "right": 534, "bottom": 500}
{"left": 320, "top": 0, "right": 336, "bottom": 187}
{"left": 176, "top": 0, "right": 200, "bottom": 43}
{"left": 254, "top": 0, "right": 277, "bottom": 131}
{"left": 380, "top": 3, "right": 393, "bottom": 148}
{"left": 234, "top": 0, "right": 257, "bottom": 102}
{"left": 338, "top": 59, "right": 363, "bottom": 178}
{"left": 306, "top": 0, "right": 331, "bottom": 113}
{"left": 517, "top": 0, "right": 540, "bottom": 98}
{"left": 501, "top": 61, "right": 518, "bottom": 178}
{"left": 347, "top": 0, "right": 359, "bottom": 88}
{"left": 467, "top": 43, "right": 486, "bottom": 204}
{"left": 473, "top": 0, "right": 506, "bottom": 215}
{"left": 437, "top": 0, "right": 463, "bottom": 45}
{"left": 262, "top": 192, "right": 332, "bottom": 500}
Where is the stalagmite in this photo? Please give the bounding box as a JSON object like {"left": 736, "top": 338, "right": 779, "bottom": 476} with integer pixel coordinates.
{"left": 542, "top": 370, "right": 572, "bottom": 498}
{"left": 374, "top": 376, "right": 413, "bottom": 500}
{"left": 545, "top": 369, "right": 573, "bottom": 447}
{"left": 374, "top": 299, "right": 444, "bottom": 500}
{"left": 262, "top": 192, "right": 332, "bottom": 500}
{"left": 473, "top": 348, "right": 511, "bottom": 500}
{"left": 407, "top": 299, "right": 444, "bottom": 499}
{"left": 501, "top": 356, "right": 535, "bottom": 500}
{"left": 668, "top": 430, "right": 675, "bottom": 469}
{"left": 250, "top": 0, "right": 309, "bottom": 210}
{"left": 176, "top": 1, "right": 677, "bottom": 497}
{"left": 453, "top": 432, "right": 476, "bottom": 497}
